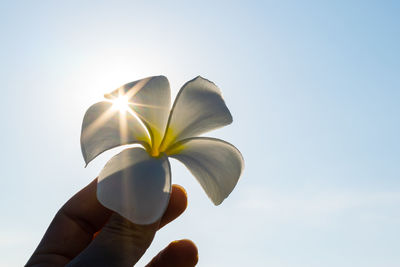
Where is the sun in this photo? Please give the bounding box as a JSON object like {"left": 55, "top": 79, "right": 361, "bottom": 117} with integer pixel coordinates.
{"left": 111, "top": 95, "right": 130, "bottom": 113}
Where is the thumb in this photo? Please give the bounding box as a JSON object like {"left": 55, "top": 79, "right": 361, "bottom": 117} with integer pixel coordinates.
{"left": 66, "top": 213, "right": 159, "bottom": 267}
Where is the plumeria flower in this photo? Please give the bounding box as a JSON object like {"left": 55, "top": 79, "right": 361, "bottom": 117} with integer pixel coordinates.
{"left": 81, "top": 76, "right": 244, "bottom": 225}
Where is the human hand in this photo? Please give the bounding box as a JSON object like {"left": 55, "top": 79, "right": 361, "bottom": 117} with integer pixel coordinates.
{"left": 26, "top": 179, "right": 198, "bottom": 267}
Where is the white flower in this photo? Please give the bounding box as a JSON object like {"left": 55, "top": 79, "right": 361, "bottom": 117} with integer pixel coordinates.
{"left": 81, "top": 76, "right": 244, "bottom": 224}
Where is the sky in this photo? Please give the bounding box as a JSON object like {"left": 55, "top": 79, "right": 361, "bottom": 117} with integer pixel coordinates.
{"left": 1, "top": 0, "right": 399, "bottom": 266}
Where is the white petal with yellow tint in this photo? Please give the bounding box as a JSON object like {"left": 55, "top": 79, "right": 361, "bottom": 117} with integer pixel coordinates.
{"left": 81, "top": 101, "right": 150, "bottom": 165}
{"left": 106, "top": 76, "right": 171, "bottom": 152}
{"left": 168, "top": 137, "right": 243, "bottom": 205}
{"left": 160, "top": 76, "right": 232, "bottom": 152}
{"left": 97, "top": 147, "right": 171, "bottom": 225}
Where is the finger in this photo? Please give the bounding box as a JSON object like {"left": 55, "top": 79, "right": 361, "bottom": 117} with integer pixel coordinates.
{"left": 26, "top": 179, "right": 112, "bottom": 266}
{"left": 66, "top": 186, "right": 188, "bottom": 267}
{"left": 159, "top": 184, "right": 187, "bottom": 228}
{"left": 66, "top": 213, "right": 158, "bottom": 266}
{"left": 145, "top": 239, "right": 198, "bottom": 267}
{"left": 26, "top": 179, "right": 188, "bottom": 266}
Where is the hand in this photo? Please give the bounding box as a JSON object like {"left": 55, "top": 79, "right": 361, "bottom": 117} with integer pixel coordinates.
{"left": 26, "top": 179, "right": 198, "bottom": 266}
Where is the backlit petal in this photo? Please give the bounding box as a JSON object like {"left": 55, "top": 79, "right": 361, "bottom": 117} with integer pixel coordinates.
{"left": 97, "top": 147, "right": 171, "bottom": 225}
{"left": 106, "top": 76, "right": 171, "bottom": 150}
{"left": 160, "top": 76, "right": 232, "bottom": 152}
{"left": 168, "top": 137, "right": 243, "bottom": 205}
{"left": 81, "top": 101, "right": 150, "bottom": 165}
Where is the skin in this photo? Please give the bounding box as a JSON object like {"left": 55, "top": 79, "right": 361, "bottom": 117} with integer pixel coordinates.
{"left": 26, "top": 179, "right": 198, "bottom": 267}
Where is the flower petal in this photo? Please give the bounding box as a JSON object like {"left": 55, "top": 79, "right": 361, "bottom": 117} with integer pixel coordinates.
{"left": 81, "top": 101, "right": 150, "bottom": 165}
{"left": 97, "top": 147, "right": 171, "bottom": 225}
{"left": 168, "top": 137, "right": 243, "bottom": 205}
{"left": 159, "top": 76, "right": 232, "bottom": 152}
{"left": 106, "top": 76, "right": 171, "bottom": 150}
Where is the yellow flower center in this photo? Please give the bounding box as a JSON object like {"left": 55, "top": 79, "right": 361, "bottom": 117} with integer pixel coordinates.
{"left": 150, "top": 146, "right": 160, "bottom": 157}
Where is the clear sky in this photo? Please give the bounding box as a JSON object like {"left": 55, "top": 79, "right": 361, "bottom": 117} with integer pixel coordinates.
{"left": 1, "top": 1, "right": 399, "bottom": 266}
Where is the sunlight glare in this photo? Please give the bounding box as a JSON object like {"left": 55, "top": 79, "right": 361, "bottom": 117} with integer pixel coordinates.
{"left": 112, "top": 95, "right": 130, "bottom": 113}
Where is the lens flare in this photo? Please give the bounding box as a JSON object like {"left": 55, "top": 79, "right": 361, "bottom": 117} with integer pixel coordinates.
{"left": 112, "top": 95, "right": 130, "bottom": 112}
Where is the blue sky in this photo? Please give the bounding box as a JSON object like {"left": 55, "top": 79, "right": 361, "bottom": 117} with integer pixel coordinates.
{"left": 1, "top": 1, "right": 399, "bottom": 266}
